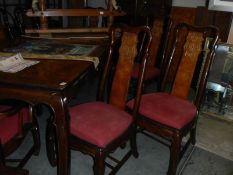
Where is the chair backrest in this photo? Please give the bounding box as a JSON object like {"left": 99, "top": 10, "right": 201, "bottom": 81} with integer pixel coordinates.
{"left": 97, "top": 25, "right": 152, "bottom": 111}
{"left": 146, "top": 18, "right": 165, "bottom": 67}
{"left": 0, "top": 8, "right": 30, "bottom": 42}
{"left": 161, "top": 23, "right": 219, "bottom": 109}
{"left": 137, "top": 17, "right": 172, "bottom": 71}
{"left": 14, "top": 6, "right": 43, "bottom": 32}
{"left": 13, "top": 7, "right": 27, "bottom": 36}
{"left": 0, "top": 8, "right": 18, "bottom": 41}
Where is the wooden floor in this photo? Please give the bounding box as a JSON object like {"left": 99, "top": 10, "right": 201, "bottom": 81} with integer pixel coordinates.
{"left": 196, "top": 113, "right": 233, "bottom": 161}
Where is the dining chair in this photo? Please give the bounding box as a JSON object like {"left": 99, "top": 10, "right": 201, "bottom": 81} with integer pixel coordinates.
{"left": 14, "top": 6, "right": 40, "bottom": 36}
{"left": 0, "top": 8, "right": 19, "bottom": 41}
{"left": 0, "top": 100, "right": 40, "bottom": 169}
{"left": 127, "top": 23, "right": 219, "bottom": 175}
{"left": 46, "top": 25, "right": 152, "bottom": 175}
{"left": 130, "top": 17, "right": 172, "bottom": 94}
{"left": 13, "top": 7, "right": 27, "bottom": 36}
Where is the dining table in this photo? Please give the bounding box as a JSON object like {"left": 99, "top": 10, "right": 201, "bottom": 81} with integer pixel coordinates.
{"left": 0, "top": 37, "right": 108, "bottom": 175}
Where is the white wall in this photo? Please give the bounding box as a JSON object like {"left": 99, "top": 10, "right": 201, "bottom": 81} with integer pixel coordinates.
{"left": 172, "top": 0, "right": 206, "bottom": 7}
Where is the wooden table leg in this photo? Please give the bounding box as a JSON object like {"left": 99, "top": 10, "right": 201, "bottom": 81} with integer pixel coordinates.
{"left": 48, "top": 94, "right": 70, "bottom": 175}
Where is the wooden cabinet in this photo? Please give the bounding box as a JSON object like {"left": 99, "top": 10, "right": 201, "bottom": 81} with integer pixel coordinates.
{"left": 116, "top": 0, "right": 172, "bottom": 25}
{"left": 195, "top": 7, "right": 233, "bottom": 42}
{"left": 169, "top": 6, "right": 232, "bottom": 42}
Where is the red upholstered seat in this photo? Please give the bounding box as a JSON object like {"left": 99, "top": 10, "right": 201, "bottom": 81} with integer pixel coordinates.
{"left": 69, "top": 102, "right": 133, "bottom": 147}
{"left": 127, "top": 92, "right": 197, "bottom": 129}
{"left": 0, "top": 106, "right": 30, "bottom": 144}
{"left": 131, "top": 63, "right": 160, "bottom": 81}
{"left": 0, "top": 102, "right": 40, "bottom": 169}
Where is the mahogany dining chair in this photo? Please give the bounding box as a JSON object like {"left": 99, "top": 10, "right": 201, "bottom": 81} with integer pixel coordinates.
{"left": 127, "top": 23, "right": 219, "bottom": 175}
{"left": 0, "top": 100, "right": 40, "bottom": 169}
{"left": 45, "top": 24, "right": 152, "bottom": 175}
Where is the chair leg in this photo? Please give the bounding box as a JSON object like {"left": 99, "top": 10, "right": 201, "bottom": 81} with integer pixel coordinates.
{"left": 130, "top": 126, "right": 139, "bottom": 158}
{"left": 190, "top": 126, "right": 197, "bottom": 145}
{"left": 93, "top": 151, "right": 105, "bottom": 175}
{"left": 46, "top": 116, "right": 57, "bottom": 167}
{"left": 32, "top": 118, "right": 41, "bottom": 155}
{"left": 16, "top": 117, "right": 40, "bottom": 168}
{"left": 167, "top": 133, "right": 182, "bottom": 175}
{"left": 0, "top": 142, "right": 5, "bottom": 165}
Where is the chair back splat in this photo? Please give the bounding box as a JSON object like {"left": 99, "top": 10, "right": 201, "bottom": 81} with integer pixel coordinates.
{"left": 161, "top": 23, "right": 219, "bottom": 109}
{"left": 112, "top": 27, "right": 151, "bottom": 108}
{"left": 127, "top": 23, "right": 219, "bottom": 175}
{"left": 46, "top": 25, "right": 152, "bottom": 175}
{"left": 131, "top": 17, "right": 173, "bottom": 92}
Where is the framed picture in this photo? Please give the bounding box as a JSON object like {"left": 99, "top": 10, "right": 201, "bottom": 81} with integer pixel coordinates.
{"left": 208, "top": 0, "right": 233, "bottom": 12}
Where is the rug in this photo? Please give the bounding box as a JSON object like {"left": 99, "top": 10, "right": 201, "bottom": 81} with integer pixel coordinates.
{"left": 196, "top": 113, "right": 233, "bottom": 161}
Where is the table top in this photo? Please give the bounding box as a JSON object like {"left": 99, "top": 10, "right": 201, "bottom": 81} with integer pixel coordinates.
{"left": 0, "top": 40, "right": 108, "bottom": 91}
{"left": 0, "top": 59, "right": 92, "bottom": 91}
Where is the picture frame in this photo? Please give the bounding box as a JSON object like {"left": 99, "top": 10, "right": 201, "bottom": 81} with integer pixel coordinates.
{"left": 208, "top": 0, "right": 233, "bottom": 12}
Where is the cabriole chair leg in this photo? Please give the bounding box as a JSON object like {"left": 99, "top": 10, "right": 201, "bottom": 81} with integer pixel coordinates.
{"left": 167, "top": 134, "right": 181, "bottom": 175}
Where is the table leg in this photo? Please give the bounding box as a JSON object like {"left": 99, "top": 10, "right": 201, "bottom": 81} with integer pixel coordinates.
{"left": 48, "top": 95, "right": 70, "bottom": 175}
{"left": 0, "top": 87, "right": 71, "bottom": 175}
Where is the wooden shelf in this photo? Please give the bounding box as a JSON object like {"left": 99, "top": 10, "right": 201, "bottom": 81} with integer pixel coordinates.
{"left": 25, "top": 27, "right": 109, "bottom": 34}
{"left": 25, "top": 0, "right": 126, "bottom": 35}
{"left": 26, "top": 9, "right": 126, "bottom": 17}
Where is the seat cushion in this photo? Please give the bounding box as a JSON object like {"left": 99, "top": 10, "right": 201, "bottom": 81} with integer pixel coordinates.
{"left": 0, "top": 106, "right": 30, "bottom": 144}
{"left": 69, "top": 102, "right": 133, "bottom": 148}
{"left": 131, "top": 63, "right": 160, "bottom": 81}
{"left": 127, "top": 92, "right": 197, "bottom": 129}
